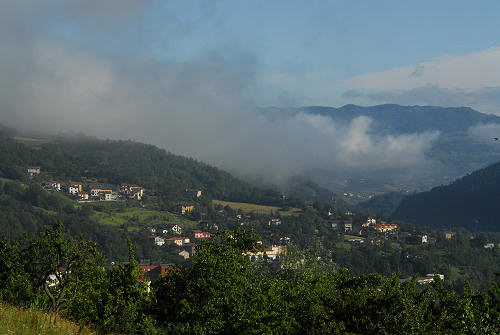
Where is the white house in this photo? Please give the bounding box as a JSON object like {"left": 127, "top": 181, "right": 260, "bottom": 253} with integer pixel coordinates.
{"left": 165, "top": 224, "right": 182, "bottom": 235}
{"left": 154, "top": 236, "right": 165, "bottom": 246}
{"left": 27, "top": 166, "right": 40, "bottom": 176}
{"left": 68, "top": 182, "right": 82, "bottom": 195}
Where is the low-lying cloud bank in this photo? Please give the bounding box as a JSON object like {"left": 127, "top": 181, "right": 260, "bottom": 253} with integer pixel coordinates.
{"left": 0, "top": 1, "right": 440, "bottom": 183}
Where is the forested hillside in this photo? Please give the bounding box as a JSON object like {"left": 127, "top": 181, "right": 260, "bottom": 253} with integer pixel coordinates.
{"left": 393, "top": 161, "right": 500, "bottom": 231}
{"left": 0, "top": 124, "right": 302, "bottom": 261}
{"left": 1, "top": 127, "right": 292, "bottom": 206}
{"left": 356, "top": 191, "right": 407, "bottom": 216}
{"left": 2, "top": 123, "right": 500, "bottom": 293}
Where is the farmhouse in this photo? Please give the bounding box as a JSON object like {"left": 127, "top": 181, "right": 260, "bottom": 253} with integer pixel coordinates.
{"left": 268, "top": 218, "right": 282, "bottom": 226}
{"left": 176, "top": 204, "right": 195, "bottom": 215}
{"left": 167, "top": 237, "right": 184, "bottom": 247}
{"left": 245, "top": 245, "right": 286, "bottom": 260}
{"left": 44, "top": 180, "right": 61, "bottom": 191}
{"left": 89, "top": 184, "right": 103, "bottom": 197}
{"left": 193, "top": 230, "right": 211, "bottom": 240}
{"left": 165, "top": 224, "right": 182, "bottom": 235}
{"left": 27, "top": 166, "right": 40, "bottom": 176}
{"left": 120, "top": 183, "right": 144, "bottom": 200}
{"left": 68, "top": 181, "right": 82, "bottom": 195}
{"left": 154, "top": 236, "right": 165, "bottom": 246}
{"left": 78, "top": 192, "right": 89, "bottom": 201}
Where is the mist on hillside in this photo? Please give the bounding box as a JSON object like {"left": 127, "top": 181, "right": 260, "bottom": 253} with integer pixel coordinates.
{"left": 0, "top": 1, "right": 441, "bottom": 185}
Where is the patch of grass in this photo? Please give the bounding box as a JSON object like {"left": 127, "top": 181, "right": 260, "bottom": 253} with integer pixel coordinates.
{"left": 391, "top": 242, "right": 401, "bottom": 249}
{"left": 336, "top": 242, "right": 352, "bottom": 250}
{"left": 213, "top": 200, "right": 301, "bottom": 216}
{"left": 344, "top": 234, "right": 364, "bottom": 241}
{"left": 13, "top": 136, "right": 51, "bottom": 146}
{"left": 0, "top": 301, "right": 95, "bottom": 335}
{"left": 90, "top": 205, "right": 198, "bottom": 231}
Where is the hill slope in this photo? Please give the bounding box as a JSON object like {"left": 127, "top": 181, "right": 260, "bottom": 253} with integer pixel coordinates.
{"left": 0, "top": 125, "right": 292, "bottom": 207}
{"left": 393, "top": 161, "right": 500, "bottom": 231}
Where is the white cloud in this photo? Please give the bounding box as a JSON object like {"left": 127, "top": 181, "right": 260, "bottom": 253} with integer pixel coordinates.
{"left": 337, "top": 116, "right": 439, "bottom": 168}
{"left": 345, "top": 47, "right": 500, "bottom": 91}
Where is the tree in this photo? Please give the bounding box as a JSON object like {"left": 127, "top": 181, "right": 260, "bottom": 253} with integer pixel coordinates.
{"left": 0, "top": 238, "right": 35, "bottom": 305}
{"left": 23, "top": 222, "right": 100, "bottom": 323}
{"left": 98, "top": 238, "right": 159, "bottom": 334}
{"left": 154, "top": 229, "right": 297, "bottom": 334}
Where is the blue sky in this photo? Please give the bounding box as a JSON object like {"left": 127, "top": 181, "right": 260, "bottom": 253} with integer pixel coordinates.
{"left": 39, "top": 1, "right": 500, "bottom": 110}
{"left": 2, "top": 1, "right": 500, "bottom": 177}
{"left": 151, "top": 1, "right": 500, "bottom": 109}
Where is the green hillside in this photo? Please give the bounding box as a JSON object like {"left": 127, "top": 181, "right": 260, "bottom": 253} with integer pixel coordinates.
{"left": 0, "top": 124, "right": 300, "bottom": 208}
{"left": 393, "top": 160, "right": 500, "bottom": 231}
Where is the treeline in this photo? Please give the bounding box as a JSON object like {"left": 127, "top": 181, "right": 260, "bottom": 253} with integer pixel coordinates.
{"left": 1, "top": 225, "right": 500, "bottom": 334}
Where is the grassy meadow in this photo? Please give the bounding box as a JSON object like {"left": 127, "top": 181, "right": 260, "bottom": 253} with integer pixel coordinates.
{"left": 0, "top": 301, "right": 95, "bottom": 335}
{"left": 90, "top": 203, "right": 198, "bottom": 231}
{"left": 213, "top": 200, "right": 301, "bottom": 216}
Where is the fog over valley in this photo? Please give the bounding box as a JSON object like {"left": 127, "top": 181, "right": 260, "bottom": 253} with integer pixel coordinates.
{"left": 2, "top": 1, "right": 500, "bottom": 194}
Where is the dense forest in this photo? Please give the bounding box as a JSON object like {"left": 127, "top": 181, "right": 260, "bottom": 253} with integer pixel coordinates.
{"left": 0, "top": 125, "right": 303, "bottom": 208}
{"left": 393, "top": 160, "right": 500, "bottom": 231}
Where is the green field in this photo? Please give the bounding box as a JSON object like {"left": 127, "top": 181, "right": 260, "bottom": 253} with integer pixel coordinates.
{"left": 213, "top": 200, "right": 301, "bottom": 216}
{"left": 90, "top": 204, "right": 198, "bottom": 231}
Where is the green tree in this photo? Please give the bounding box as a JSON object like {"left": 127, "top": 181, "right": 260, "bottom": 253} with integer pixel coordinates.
{"left": 0, "top": 238, "right": 35, "bottom": 305}
{"left": 98, "top": 238, "right": 159, "bottom": 334}
{"left": 23, "top": 222, "right": 100, "bottom": 323}
{"left": 154, "top": 229, "right": 295, "bottom": 334}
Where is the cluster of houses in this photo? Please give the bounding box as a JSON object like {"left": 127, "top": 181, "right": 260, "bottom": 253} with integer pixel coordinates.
{"left": 27, "top": 166, "right": 41, "bottom": 177}
{"left": 147, "top": 224, "right": 212, "bottom": 260}
{"left": 28, "top": 166, "right": 145, "bottom": 202}
{"left": 328, "top": 219, "right": 353, "bottom": 232}
{"left": 43, "top": 180, "right": 144, "bottom": 202}
{"left": 41, "top": 177, "right": 143, "bottom": 203}
{"left": 245, "top": 243, "right": 287, "bottom": 261}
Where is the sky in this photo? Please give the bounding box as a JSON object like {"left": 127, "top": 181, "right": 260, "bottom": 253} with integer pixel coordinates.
{"left": 1, "top": 1, "right": 500, "bottom": 181}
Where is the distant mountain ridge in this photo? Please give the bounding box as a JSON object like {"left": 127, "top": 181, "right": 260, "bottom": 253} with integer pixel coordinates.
{"left": 262, "top": 104, "right": 500, "bottom": 196}
{"left": 265, "top": 104, "right": 500, "bottom": 134}
{"left": 392, "top": 160, "right": 500, "bottom": 231}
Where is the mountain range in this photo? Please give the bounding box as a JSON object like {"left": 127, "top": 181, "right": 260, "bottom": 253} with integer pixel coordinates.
{"left": 264, "top": 104, "right": 500, "bottom": 199}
